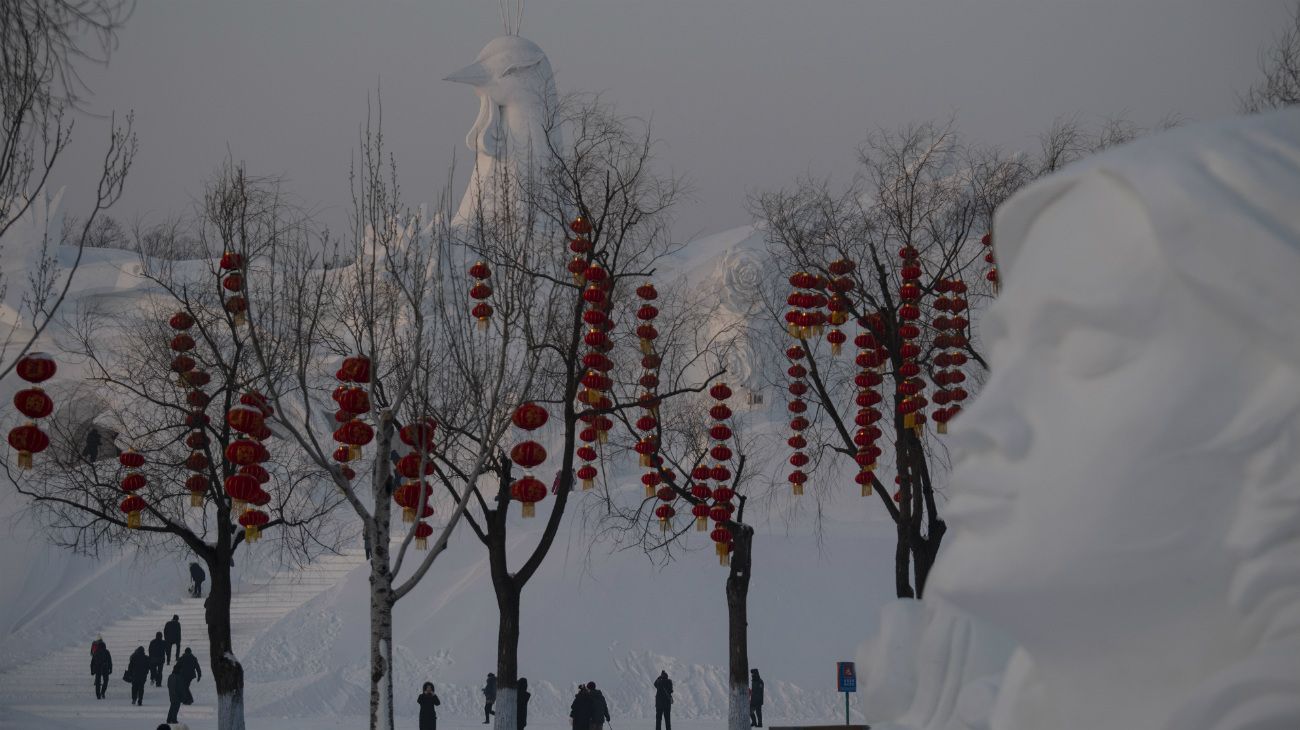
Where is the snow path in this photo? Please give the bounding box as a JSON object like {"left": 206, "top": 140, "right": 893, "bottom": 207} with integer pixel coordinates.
{"left": 0, "top": 549, "right": 365, "bottom": 725}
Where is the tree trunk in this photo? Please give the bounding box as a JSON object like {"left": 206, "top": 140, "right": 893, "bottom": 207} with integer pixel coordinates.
{"left": 493, "top": 579, "right": 521, "bottom": 730}
{"left": 207, "top": 555, "right": 246, "bottom": 730}
{"left": 726, "top": 525, "right": 753, "bottom": 730}
{"left": 369, "top": 535, "right": 396, "bottom": 730}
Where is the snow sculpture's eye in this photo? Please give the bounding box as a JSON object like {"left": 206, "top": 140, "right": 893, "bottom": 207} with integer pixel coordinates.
{"left": 1058, "top": 327, "right": 1137, "bottom": 380}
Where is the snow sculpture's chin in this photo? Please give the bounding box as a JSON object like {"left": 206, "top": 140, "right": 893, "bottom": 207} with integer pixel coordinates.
{"left": 933, "top": 108, "right": 1300, "bottom": 730}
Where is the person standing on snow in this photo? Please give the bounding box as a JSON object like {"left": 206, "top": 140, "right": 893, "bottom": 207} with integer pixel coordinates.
{"left": 417, "top": 681, "right": 441, "bottom": 730}
{"left": 569, "top": 684, "right": 591, "bottom": 730}
{"left": 189, "top": 562, "right": 205, "bottom": 598}
{"left": 175, "top": 647, "right": 202, "bottom": 689}
{"left": 163, "top": 615, "right": 181, "bottom": 663}
{"left": 654, "top": 670, "right": 674, "bottom": 730}
{"left": 91, "top": 634, "right": 105, "bottom": 656}
{"left": 586, "top": 681, "right": 611, "bottom": 729}
{"left": 749, "top": 668, "right": 765, "bottom": 727}
{"left": 482, "top": 671, "right": 497, "bottom": 723}
{"left": 165, "top": 662, "right": 193, "bottom": 725}
{"left": 90, "top": 641, "right": 112, "bottom": 699}
{"left": 126, "top": 646, "right": 150, "bottom": 705}
{"left": 516, "top": 677, "right": 531, "bottom": 729}
{"left": 148, "top": 631, "right": 168, "bottom": 686}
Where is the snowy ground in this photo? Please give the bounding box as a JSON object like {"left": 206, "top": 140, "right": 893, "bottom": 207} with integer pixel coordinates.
{"left": 1, "top": 713, "right": 831, "bottom": 730}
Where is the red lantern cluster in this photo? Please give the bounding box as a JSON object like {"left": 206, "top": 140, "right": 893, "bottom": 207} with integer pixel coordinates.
{"left": 635, "top": 282, "right": 659, "bottom": 356}
{"left": 981, "top": 232, "right": 999, "bottom": 289}
{"left": 220, "top": 250, "right": 248, "bottom": 326}
{"left": 785, "top": 344, "right": 810, "bottom": 496}
{"left": 825, "top": 259, "right": 856, "bottom": 355}
{"left": 931, "top": 278, "right": 971, "bottom": 434}
{"left": 394, "top": 416, "right": 438, "bottom": 536}
{"left": 896, "top": 246, "right": 926, "bottom": 432}
{"left": 9, "top": 352, "right": 56, "bottom": 470}
{"left": 116, "top": 449, "right": 148, "bottom": 528}
{"left": 509, "top": 402, "right": 549, "bottom": 518}
{"left": 784, "top": 271, "right": 828, "bottom": 339}
{"left": 469, "top": 260, "right": 493, "bottom": 330}
{"left": 633, "top": 283, "right": 662, "bottom": 499}
{"left": 239, "top": 509, "right": 268, "bottom": 542}
{"left": 705, "top": 382, "right": 736, "bottom": 560}
{"left": 224, "top": 391, "right": 273, "bottom": 521}
{"left": 169, "top": 310, "right": 212, "bottom": 503}
{"left": 574, "top": 229, "right": 615, "bottom": 489}
{"left": 852, "top": 313, "right": 888, "bottom": 496}
{"left": 332, "top": 357, "right": 372, "bottom": 462}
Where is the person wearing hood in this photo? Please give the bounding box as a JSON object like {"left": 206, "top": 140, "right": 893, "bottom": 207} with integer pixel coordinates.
{"left": 148, "top": 631, "right": 168, "bottom": 686}
{"left": 569, "top": 684, "right": 591, "bottom": 730}
{"left": 654, "top": 670, "right": 674, "bottom": 730}
{"left": 90, "top": 640, "right": 112, "bottom": 699}
{"left": 165, "top": 662, "right": 193, "bottom": 725}
{"left": 482, "top": 672, "right": 496, "bottom": 723}
{"left": 163, "top": 615, "right": 181, "bottom": 663}
{"left": 417, "top": 682, "right": 441, "bottom": 730}
{"left": 587, "top": 682, "right": 610, "bottom": 729}
{"left": 516, "top": 677, "right": 531, "bottom": 729}
{"left": 749, "top": 668, "right": 765, "bottom": 727}
{"left": 126, "top": 646, "right": 150, "bottom": 705}
{"left": 189, "top": 562, "right": 205, "bottom": 598}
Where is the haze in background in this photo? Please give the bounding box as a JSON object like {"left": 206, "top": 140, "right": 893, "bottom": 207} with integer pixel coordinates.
{"left": 53, "top": 0, "right": 1289, "bottom": 239}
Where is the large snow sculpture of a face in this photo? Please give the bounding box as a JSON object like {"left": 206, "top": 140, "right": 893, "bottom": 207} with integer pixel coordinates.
{"left": 931, "top": 109, "right": 1300, "bottom": 730}
{"left": 446, "top": 35, "right": 559, "bottom": 225}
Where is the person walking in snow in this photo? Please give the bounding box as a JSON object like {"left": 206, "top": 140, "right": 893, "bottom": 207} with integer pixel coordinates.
{"left": 90, "top": 641, "right": 112, "bottom": 699}
{"left": 749, "top": 668, "right": 764, "bottom": 727}
{"left": 569, "top": 684, "right": 591, "bottom": 730}
{"left": 586, "top": 681, "right": 610, "bottom": 729}
{"left": 654, "top": 670, "right": 674, "bottom": 730}
{"left": 417, "top": 682, "right": 441, "bottom": 730}
{"left": 126, "top": 646, "right": 151, "bottom": 705}
{"left": 163, "top": 615, "right": 181, "bottom": 663}
{"left": 175, "top": 647, "right": 202, "bottom": 689}
{"left": 189, "top": 562, "right": 206, "bottom": 598}
{"left": 165, "top": 662, "right": 193, "bottom": 724}
{"left": 482, "top": 672, "right": 497, "bottom": 723}
{"left": 156, "top": 724, "right": 190, "bottom": 730}
{"left": 148, "top": 631, "right": 168, "bottom": 686}
{"left": 91, "top": 634, "right": 105, "bottom": 656}
{"left": 516, "top": 677, "right": 531, "bottom": 729}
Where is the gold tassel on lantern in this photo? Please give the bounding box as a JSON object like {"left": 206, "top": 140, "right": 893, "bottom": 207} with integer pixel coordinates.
{"left": 903, "top": 411, "right": 916, "bottom": 429}
{"left": 232, "top": 499, "right": 246, "bottom": 513}
{"left": 639, "top": 339, "right": 653, "bottom": 355}
{"left": 582, "top": 479, "right": 594, "bottom": 491}
{"left": 787, "top": 322, "right": 801, "bottom": 338}
{"left": 792, "top": 482, "right": 804, "bottom": 496}
{"left": 938, "top": 422, "right": 948, "bottom": 435}
{"left": 17, "top": 451, "right": 32, "bottom": 470}
{"left": 831, "top": 342, "right": 842, "bottom": 356}
{"left": 696, "top": 516, "right": 707, "bottom": 532}
{"left": 245, "top": 524, "right": 256, "bottom": 542}
{"left": 645, "top": 484, "right": 655, "bottom": 498}
{"left": 128, "top": 511, "right": 141, "bottom": 529}
{"left": 659, "top": 518, "right": 670, "bottom": 534}
{"left": 403, "top": 506, "right": 415, "bottom": 523}
{"left": 640, "top": 453, "right": 651, "bottom": 468}
{"left": 861, "top": 471, "right": 874, "bottom": 497}
{"left": 349, "top": 444, "right": 361, "bottom": 460}
{"left": 522, "top": 502, "right": 536, "bottom": 518}
{"left": 477, "top": 317, "right": 489, "bottom": 331}
{"left": 597, "top": 429, "right": 608, "bottom": 445}
{"left": 416, "top": 536, "right": 428, "bottom": 550}
{"left": 232, "top": 311, "right": 247, "bottom": 327}
{"left": 191, "top": 493, "right": 204, "bottom": 507}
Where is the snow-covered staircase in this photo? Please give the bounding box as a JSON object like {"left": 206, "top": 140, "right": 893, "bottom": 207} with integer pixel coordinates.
{"left": 0, "top": 549, "right": 364, "bottom": 726}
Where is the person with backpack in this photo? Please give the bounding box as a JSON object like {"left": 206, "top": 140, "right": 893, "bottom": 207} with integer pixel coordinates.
{"left": 126, "top": 646, "right": 150, "bottom": 705}
{"left": 654, "top": 670, "right": 674, "bottom": 730}
{"left": 482, "top": 672, "right": 496, "bottom": 723}
{"left": 90, "top": 641, "right": 112, "bottom": 699}
{"left": 516, "top": 677, "right": 531, "bottom": 729}
{"left": 569, "top": 684, "right": 591, "bottom": 730}
{"left": 148, "top": 631, "right": 168, "bottom": 687}
{"left": 417, "top": 681, "right": 441, "bottom": 730}
{"left": 586, "top": 681, "right": 610, "bottom": 729}
{"left": 163, "top": 615, "right": 181, "bottom": 663}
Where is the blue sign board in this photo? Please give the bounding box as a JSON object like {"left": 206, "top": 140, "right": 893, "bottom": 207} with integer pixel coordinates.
{"left": 837, "top": 661, "right": 857, "bottom": 693}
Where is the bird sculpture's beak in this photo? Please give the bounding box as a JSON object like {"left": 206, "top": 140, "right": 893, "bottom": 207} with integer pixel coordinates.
{"left": 445, "top": 61, "right": 490, "bottom": 86}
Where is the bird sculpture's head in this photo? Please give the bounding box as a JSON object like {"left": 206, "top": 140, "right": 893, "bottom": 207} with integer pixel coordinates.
{"left": 445, "top": 35, "right": 556, "bottom": 158}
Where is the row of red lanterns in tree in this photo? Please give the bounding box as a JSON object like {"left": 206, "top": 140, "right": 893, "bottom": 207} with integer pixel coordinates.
{"left": 931, "top": 278, "right": 971, "bottom": 433}
{"left": 784, "top": 340, "right": 810, "bottom": 496}
{"left": 854, "top": 314, "right": 887, "bottom": 497}
{"left": 226, "top": 391, "right": 275, "bottom": 541}
{"left": 981, "top": 232, "right": 999, "bottom": 290}
{"left": 393, "top": 417, "right": 438, "bottom": 547}
{"left": 219, "top": 251, "right": 248, "bottom": 327}
{"left": 703, "top": 382, "right": 736, "bottom": 564}
{"left": 509, "top": 402, "right": 549, "bottom": 518}
{"left": 332, "top": 355, "right": 373, "bottom": 471}
{"left": 469, "top": 260, "right": 493, "bottom": 330}
{"left": 169, "top": 311, "right": 214, "bottom": 510}
{"left": 633, "top": 283, "right": 663, "bottom": 524}
{"left": 574, "top": 215, "right": 612, "bottom": 490}
{"left": 9, "top": 352, "right": 57, "bottom": 470}
{"left": 896, "top": 246, "right": 927, "bottom": 431}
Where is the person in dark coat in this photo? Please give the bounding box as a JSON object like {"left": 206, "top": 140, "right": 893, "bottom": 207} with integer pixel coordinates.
{"left": 175, "top": 647, "right": 202, "bottom": 687}
{"left": 189, "top": 562, "right": 205, "bottom": 598}
{"left": 165, "top": 663, "right": 193, "bottom": 724}
{"left": 654, "top": 670, "right": 674, "bottom": 730}
{"left": 569, "top": 685, "right": 591, "bottom": 730}
{"left": 417, "top": 681, "right": 441, "bottom": 730}
{"left": 749, "top": 668, "right": 764, "bottom": 728}
{"left": 586, "top": 681, "right": 610, "bottom": 729}
{"left": 516, "top": 677, "right": 531, "bottom": 729}
{"left": 163, "top": 615, "right": 181, "bottom": 663}
{"left": 482, "top": 672, "right": 496, "bottom": 723}
{"left": 91, "top": 634, "right": 105, "bottom": 656}
{"left": 148, "top": 632, "right": 168, "bottom": 686}
{"left": 90, "top": 642, "right": 112, "bottom": 699}
{"left": 126, "top": 646, "right": 150, "bottom": 705}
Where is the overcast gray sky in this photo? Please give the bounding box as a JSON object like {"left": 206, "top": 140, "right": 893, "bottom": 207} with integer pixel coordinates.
{"left": 56, "top": 0, "right": 1293, "bottom": 240}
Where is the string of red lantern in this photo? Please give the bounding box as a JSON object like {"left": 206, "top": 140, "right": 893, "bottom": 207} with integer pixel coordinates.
{"left": 826, "top": 259, "right": 856, "bottom": 355}
{"left": 219, "top": 250, "right": 248, "bottom": 327}
{"left": 9, "top": 352, "right": 56, "bottom": 470}
{"left": 981, "top": 232, "right": 999, "bottom": 291}
{"left": 705, "top": 382, "right": 735, "bottom": 562}
{"left": 785, "top": 342, "right": 810, "bottom": 496}
{"left": 853, "top": 310, "right": 887, "bottom": 496}
{"left": 931, "top": 279, "right": 971, "bottom": 434}
{"left": 897, "top": 246, "right": 926, "bottom": 432}
{"left": 117, "top": 448, "right": 147, "bottom": 528}
{"left": 469, "top": 260, "right": 493, "bottom": 330}
{"left": 574, "top": 215, "right": 613, "bottom": 490}
{"left": 509, "top": 402, "right": 549, "bottom": 518}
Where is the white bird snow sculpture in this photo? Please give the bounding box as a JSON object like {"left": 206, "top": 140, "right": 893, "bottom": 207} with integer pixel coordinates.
{"left": 445, "top": 35, "right": 560, "bottom": 226}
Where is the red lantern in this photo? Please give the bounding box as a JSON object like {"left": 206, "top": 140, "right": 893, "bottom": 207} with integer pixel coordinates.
{"left": 472, "top": 301, "right": 493, "bottom": 328}
{"left": 225, "top": 439, "right": 266, "bottom": 466}
{"left": 15, "top": 353, "right": 57, "bottom": 383}
{"left": 121, "top": 472, "right": 147, "bottom": 493}
{"left": 470, "top": 281, "right": 493, "bottom": 300}
{"left": 654, "top": 503, "right": 675, "bottom": 531}
{"left": 710, "top": 526, "right": 732, "bottom": 562}
{"left": 511, "top": 403, "right": 549, "bottom": 431}
{"left": 224, "top": 296, "right": 248, "bottom": 325}
{"left": 334, "top": 419, "right": 374, "bottom": 459}
{"left": 185, "top": 431, "right": 208, "bottom": 449}
{"left": 169, "top": 312, "right": 195, "bottom": 330}
{"left": 223, "top": 273, "right": 243, "bottom": 292}
{"left": 8, "top": 422, "right": 49, "bottom": 469}
{"left": 339, "top": 355, "right": 372, "bottom": 383}
{"left": 332, "top": 445, "right": 354, "bottom": 463}
{"left": 399, "top": 419, "right": 437, "bottom": 451}
{"left": 186, "top": 474, "right": 208, "bottom": 506}
{"left": 180, "top": 369, "right": 210, "bottom": 387}
{"left": 570, "top": 216, "right": 593, "bottom": 235}
{"left": 224, "top": 473, "right": 260, "bottom": 510}
{"left": 239, "top": 509, "right": 269, "bottom": 542}
{"left": 220, "top": 251, "right": 244, "bottom": 270}
{"left": 118, "top": 449, "right": 145, "bottom": 469}
{"left": 13, "top": 388, "right": 53, "bottom": 419}
{"left": 185, "top": 451, "right": 209, "bottom": 471}
{"left": 186, "top": 390, "right": 210, "bottom": 408}
{"left": 413, "top": 521, "right": 435, "bottom": 550}
{"left": 789, "top": 469, "right": 808, "bottom": 495}
{"left": 120, "top": 495, "right": 147, "bottom": 529}
{"left": 336, "top": 387, "right": 370, "bottom": 415}
{"left": 239, "top": 463, "right": 271, "bottom": 484}
{"left": 510, "top": 475, "right": 548, "bottom": 517}
{"left": 576, "top": 464, "right": 598, "bottom": 490}
{"left": 469, "top": 260, "right": 492, "bottom": 280}
{"left": 636, "top": 304, "right": 659, "bottom": 321}
{"left": 227, "top": 405, "right": 265, "bottom": 435}
{"left": 170, "top": 334, "right": 195, "bottom": 352}
{"left": 568, "top": 257, "right": 588, "bottom": 283}
{"left": 396, "top": 452, "right": 435, "bottom": 479}
{"left": 510, "top": 440, "right": 547, "bottom": 470}
{"left": 393, "top": 481, "right": 429, "bottom": 522}
{"left": 636, "top": 283, "right": 658, "bottom": 301}
{"left": 170, "top": 355, "right": 196, "bottom": 374}
{"left": 691, "top": 503, "right": 711, "bottom": 531}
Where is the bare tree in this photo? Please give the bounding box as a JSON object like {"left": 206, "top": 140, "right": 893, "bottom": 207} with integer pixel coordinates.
{"left": 7, "top": 164, "right": 344, "bottom": 730}
{"left": 1242, "top": 2, "right": 1300, "bottom": 113}
{"left": 1, "top": 0, "right": 135, "bottom": 379}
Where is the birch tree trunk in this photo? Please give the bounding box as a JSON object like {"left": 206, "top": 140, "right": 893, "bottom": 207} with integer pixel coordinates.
{"left": 369, "top": 532, "right": 396, "bottom": 730}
